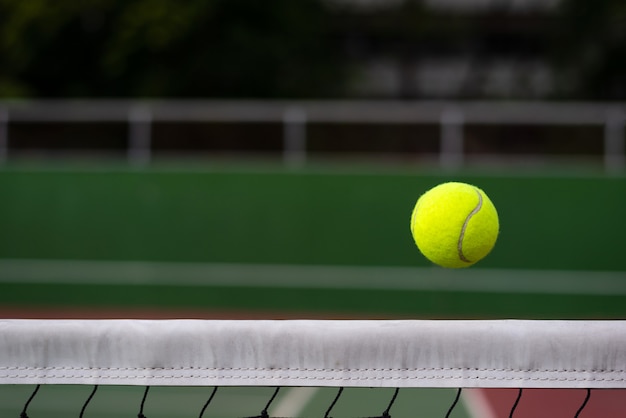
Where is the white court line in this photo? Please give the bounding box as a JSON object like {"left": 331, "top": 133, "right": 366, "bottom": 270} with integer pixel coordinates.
{"left": 0, "top": 259, "right": 624, "bottom": 295}
{"left": 462, "top": 389, "right": 497, "bottom": 418}
{"left": 270, "top": 387, "right": 319, "bottom": 417}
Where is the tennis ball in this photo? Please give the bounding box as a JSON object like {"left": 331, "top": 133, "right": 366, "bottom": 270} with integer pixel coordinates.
{"left": 410, "top": 182, "right": 499, "bottom": 268}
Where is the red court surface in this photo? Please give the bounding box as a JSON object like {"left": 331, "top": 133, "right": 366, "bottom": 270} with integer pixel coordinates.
{"left": 471, "top": 388, "right": 626, "bottom": 418}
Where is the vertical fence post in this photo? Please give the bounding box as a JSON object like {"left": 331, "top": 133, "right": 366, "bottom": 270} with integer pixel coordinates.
{"left": 604, "top": 108, "right": 625, "bottom": 174}
{"left": 128, "top": 105, "right": 152, "bottom": 166}
{"left": 440, "top": 107, "right": 464, "bottom": 170}
{"left": 0, "top": 107, "right": 8, "bottom": 164}
{"left": 283, "top": 107, "right": 307, "bottom": 168}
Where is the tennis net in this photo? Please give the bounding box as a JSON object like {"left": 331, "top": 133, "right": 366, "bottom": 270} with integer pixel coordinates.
{"left": 1, "top": 319, "right": 624, "bottom": 417}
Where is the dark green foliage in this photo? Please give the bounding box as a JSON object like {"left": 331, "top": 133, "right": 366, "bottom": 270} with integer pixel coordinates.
{"left": 550, "top": 0, "right": 626, "bottom": 100}
{"left": 0, "top": 0, "right": 349, "bottom": 98}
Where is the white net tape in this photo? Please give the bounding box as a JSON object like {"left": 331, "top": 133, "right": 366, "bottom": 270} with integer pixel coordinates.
{"left": 0, "top": 319, "right": 624, "bottom": 388}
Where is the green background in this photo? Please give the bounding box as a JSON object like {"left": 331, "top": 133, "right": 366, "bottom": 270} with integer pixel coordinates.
{"left": 2, "top": 166, "right": 625, "bottom": 269}
{"left": 0, "top": 164, "right": 625, "bottom": 318}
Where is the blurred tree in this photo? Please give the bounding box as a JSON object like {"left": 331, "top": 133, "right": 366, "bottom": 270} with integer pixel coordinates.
{"left": 551, "top": 0, "right": 626, "bottom": 100}
{"left": 3, "top": 0, "right": 624, "bottom": 100}
{"left": 0, "top": 0, "right": 350, "bottom": 98}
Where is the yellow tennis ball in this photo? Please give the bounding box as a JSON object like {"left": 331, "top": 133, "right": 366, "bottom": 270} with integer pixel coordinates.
{"left": 410, "top": 182, "right": 499, "bottom": 268}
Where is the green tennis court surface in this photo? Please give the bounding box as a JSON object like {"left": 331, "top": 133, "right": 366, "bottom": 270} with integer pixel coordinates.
{"left": 0, "top": 259, "right": 625, "bottom": 318}
{"left": 0, "top": 385, "right": 469, "bottom": 418}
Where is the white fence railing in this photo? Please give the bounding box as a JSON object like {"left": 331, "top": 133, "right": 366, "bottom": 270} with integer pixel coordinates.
{"left": 0, "top": 100, "right": 624, "bottom": 171}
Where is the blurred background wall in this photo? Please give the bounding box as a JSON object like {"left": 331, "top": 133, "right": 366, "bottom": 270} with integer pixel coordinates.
{"left": 0, "top": 0, "right": 624, "bottom": 318}
{"left": 1, "top": 0, "right": 625, "bottom": 101}
{"left": 0, "top": 0, "right": 624, "bottom": 162}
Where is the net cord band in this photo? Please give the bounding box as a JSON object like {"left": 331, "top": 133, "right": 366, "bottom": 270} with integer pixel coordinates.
{"left": 0, "top": 319, "right": 624, "bottom": 388}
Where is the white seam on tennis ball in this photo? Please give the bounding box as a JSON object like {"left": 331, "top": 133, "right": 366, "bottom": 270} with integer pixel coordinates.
{"left": 457, "top": 188, "right": 483, "bottom": 263}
